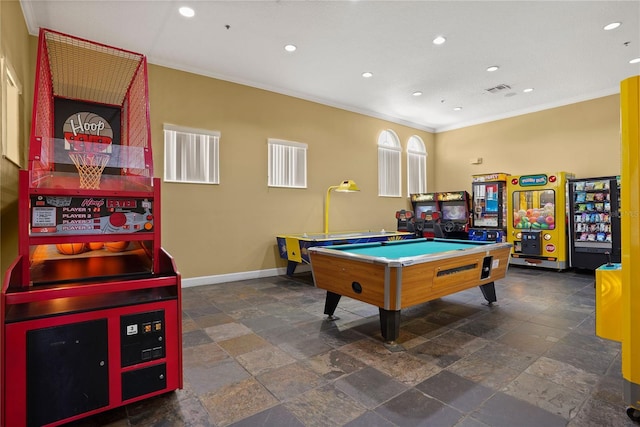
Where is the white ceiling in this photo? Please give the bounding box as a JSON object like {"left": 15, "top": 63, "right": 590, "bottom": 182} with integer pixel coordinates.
{"left": 19, "top": 0, "right": 640, "bottom": 132}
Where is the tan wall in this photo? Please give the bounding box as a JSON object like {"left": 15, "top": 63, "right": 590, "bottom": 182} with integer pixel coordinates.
{"left": 434, "top": 95, "right": 621, "bottom": 192}
{"left": 0, "top": 6, "right": 623, "bottom": 281}
{"left": 148, "top": 65, "right": 435, "bottom": 278}
{"left": 0, "top": 0, "right": 31, "bottom": 275}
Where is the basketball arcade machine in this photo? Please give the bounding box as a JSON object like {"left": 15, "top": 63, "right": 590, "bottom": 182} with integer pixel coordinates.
{"left": 506, "top": 172, "right": 573, "bottom": 270}
{"left": 1, "top": 29, "right": 182, "bottom": 426}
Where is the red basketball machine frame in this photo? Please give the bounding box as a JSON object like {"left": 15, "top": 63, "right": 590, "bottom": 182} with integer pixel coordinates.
{"left": 1, "top": 29, "right": 182, "bottom": 427}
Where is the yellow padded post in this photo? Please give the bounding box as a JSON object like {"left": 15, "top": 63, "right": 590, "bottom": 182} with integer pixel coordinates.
{"left": 620, "top": 75, "right": 640, "bottom": 408}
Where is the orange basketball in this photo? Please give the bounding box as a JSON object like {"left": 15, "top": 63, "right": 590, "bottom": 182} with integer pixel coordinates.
{"left": 56, "top": 243, "right": 86, "bottom": 255}
{"left": 87, "top": 242, "right": 104, "bottom": 251}
{"left": 104, "top": 241, "right": 129, "bottom": 252}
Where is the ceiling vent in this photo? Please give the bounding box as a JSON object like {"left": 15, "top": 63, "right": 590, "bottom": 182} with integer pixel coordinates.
{"left": 485, "top": 84, "right": 511, "bottom": 94}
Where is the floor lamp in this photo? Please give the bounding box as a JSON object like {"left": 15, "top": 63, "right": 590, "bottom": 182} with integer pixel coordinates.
{"left": 324, "top": 180, "right": 360, "bottom": 234}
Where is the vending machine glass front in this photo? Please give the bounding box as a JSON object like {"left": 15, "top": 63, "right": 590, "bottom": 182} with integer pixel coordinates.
{"left": 512, "top": 189, "right": 556, "bottom": 230}
{"left": 472, "top": 182, "right": 500, "bottom": 228}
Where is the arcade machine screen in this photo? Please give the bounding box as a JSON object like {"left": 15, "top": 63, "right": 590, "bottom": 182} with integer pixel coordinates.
{"left": 441, "top": 204, "right": 468, "bottom": 221}
{"left": 438, "top": 199, "right": 470, "bottom": 238}
{"left": 413, "top": 202, "right": 440, "bottom": 237}
{"left": 415, "top": 203, "right": 438, "bottom": 219}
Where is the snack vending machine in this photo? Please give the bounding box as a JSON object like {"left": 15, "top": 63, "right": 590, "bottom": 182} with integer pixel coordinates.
{"left": 568, "top": 176, "right": 621, "bottom": 270}
{"left": 1, "top": 29, "right": 182, "bottom": 427}
{"left": 469, "top": 173, "right": 508, "bottom": 242}
{"left": 506, "top": 172, "right": 574, "bottom": 270}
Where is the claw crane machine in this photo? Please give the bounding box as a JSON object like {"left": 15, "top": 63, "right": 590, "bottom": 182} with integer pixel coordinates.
{"left": 506, "top": 172, "right": 573, "bottom": 270}
{"left": 469, "top": 173, "right": 509, "bottom": 242}
{"left": 1, "top": 29, "right": 182, "bottom": 427}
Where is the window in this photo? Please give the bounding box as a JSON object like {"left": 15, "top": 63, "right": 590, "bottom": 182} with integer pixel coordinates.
{"left": 377, "top": 130, "right": 401, "bottom": 197}
{"left": 1, "top": 56, "right": 22, "bottom": 166}
{"left": 407, "top": 135, "right": 427, "bottom": 196}
{"left": 268, "top": 138, "right": 307, "bottom": 188}
{"left": 163, "top": 124, "right": 219, "bottom": 184}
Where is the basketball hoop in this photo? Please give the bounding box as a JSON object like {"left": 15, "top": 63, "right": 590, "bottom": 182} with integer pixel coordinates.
{"left": 69, "top": 152, "right": 110, "bottom": 189}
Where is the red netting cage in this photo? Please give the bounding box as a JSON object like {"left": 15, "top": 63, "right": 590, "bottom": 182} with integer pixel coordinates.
{"left": 29, "top": 28, "right": 153, "bottom": 190}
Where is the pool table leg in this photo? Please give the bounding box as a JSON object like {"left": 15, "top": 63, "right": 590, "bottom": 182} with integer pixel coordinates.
{"left": 324, "top": 291, "right": 342, "bottom": 318}
{"left": 479, "top": 282, "right": 497, "bottom": 304}
{"left": 379, "top": 308, "right": 401, "bottom": 343}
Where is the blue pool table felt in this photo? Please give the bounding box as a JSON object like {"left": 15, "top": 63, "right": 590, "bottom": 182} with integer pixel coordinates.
{"left": 327, "top": 238, "right": 491, "bottom": 259}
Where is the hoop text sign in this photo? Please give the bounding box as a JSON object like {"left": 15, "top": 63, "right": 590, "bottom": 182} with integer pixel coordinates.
{"left": 63, "top": 111, "right": 113, "bottom": 153}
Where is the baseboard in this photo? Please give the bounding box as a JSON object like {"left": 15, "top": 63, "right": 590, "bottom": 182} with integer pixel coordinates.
{"left": 182, "top": 264, "right": 312, "bottom": 288}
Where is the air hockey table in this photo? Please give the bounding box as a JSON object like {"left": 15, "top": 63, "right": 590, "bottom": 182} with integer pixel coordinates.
{"left": 276, "top": 230, "right": 414, "bottom": 275}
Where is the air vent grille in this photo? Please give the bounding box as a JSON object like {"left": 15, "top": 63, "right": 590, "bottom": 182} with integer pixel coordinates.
{"left": 485, "top": 84, "right": 512, "bottom": 94}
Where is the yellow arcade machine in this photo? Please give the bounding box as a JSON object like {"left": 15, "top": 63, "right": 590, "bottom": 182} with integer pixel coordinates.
{"left": 596, "top": 75, "right": 640, "bottom": 422}
{"left": 506, "top": 172, "right": 574, "bottom": 270}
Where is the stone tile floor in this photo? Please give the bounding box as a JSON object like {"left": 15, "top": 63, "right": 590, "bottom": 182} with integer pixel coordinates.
{"left": 68, "top": 266, "right": 638, "bottom": 426}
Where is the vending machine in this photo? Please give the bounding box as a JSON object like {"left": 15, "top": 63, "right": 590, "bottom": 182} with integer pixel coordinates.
{"left": 568, "top": 176, "right": 621, "bottom": 270}
{"left": 469, "top": 173, "right": 508, "bottom": 242}
{"left": 506, "top": 172, "right": 574, "bottom": 270}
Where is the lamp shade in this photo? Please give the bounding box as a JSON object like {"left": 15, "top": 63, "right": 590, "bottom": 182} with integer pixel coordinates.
{"left": 334, "top": 180, "right": 360, "bottom": 192}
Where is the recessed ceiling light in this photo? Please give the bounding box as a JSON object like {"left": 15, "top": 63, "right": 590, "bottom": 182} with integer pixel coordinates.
{"left": 412, "top": 91, "right": 423, "bottom": 97}
{"left": 523, "top": 88, "right": 534, "bottom": 93}
{"left": 453, "top": 107, "right": 463, "bottom": 111}
{"left": 630, "top": 57, "right": 640, "bottom": 64}
{"left": 432, "top": 36, "right": 446, "bottom": 45}
{"left": 604, "top": 22, "right": 621, "bottom": 30}
{"left": 362, "top": 72, "right": 373, "bottom": 78}
{"left": 486, "top": 66, "right": 499, "bottom": 72}
{"left": 284, "top": 44, "right": 297, "bottom": 52}
{"left": 179, "top": 6, "right": 195, "bottom": 18}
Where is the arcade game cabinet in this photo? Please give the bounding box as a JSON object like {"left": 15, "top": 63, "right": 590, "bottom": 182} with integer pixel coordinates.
{"left": 1, "top": 29, "right": 182, "bottom": 427}
{"left": 469, "top": 173, "right": 508, "bottom": 242}
{"left": 437, "top": 191, "right": 471, "bottom": 239}
{"left": 395, "top": 209, "right": 414, "bottom": 233}
{"left": 410, "top": 192, "right": 440, "bottom": 238}
{"left": 506, "top": 172, "right": 573, "bottom": 270}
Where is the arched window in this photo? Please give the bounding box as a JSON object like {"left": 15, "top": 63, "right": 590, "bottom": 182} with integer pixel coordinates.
{"left": 407, "top": 135, "right": 427, "bottom": 196}
{"left": 377, "top": 130, "right": 401, "bottom": 197}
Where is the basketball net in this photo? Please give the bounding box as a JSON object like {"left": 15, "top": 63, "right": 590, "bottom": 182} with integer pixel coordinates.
{"left": 69, "top": 152, "right": 110, "bottom": 189}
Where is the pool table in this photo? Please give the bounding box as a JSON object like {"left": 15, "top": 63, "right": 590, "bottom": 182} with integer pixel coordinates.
{"left": 308, "top": 238, "right": 512, "bottom": 343}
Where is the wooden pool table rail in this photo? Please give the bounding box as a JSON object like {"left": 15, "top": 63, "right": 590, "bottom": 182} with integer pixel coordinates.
{"left": 309, "top": 242, "right": 511, "bottom": 343}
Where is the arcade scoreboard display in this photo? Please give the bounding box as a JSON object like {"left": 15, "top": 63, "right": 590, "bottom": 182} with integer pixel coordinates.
{"left": 1, "top": 29, "right": 182, "bottom": 427}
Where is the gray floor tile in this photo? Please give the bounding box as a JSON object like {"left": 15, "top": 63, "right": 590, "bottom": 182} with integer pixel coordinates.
{"left": 65, "top": 268, "right": 634, "bottom": 427}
